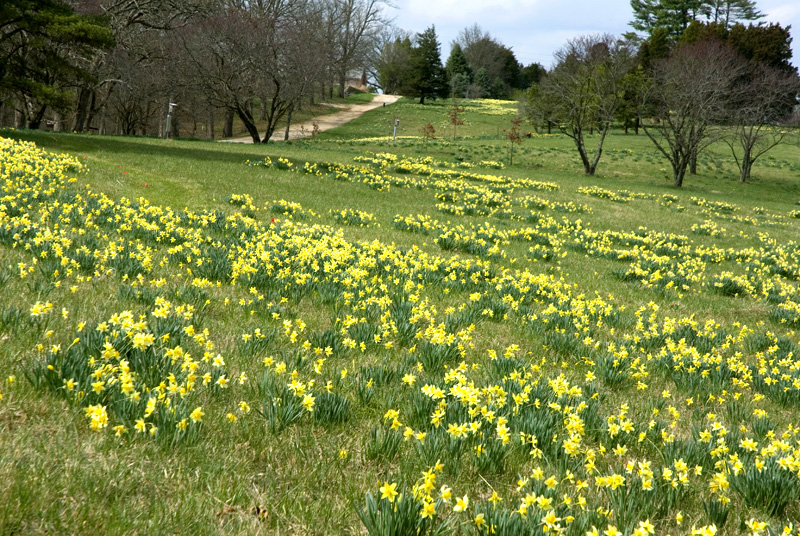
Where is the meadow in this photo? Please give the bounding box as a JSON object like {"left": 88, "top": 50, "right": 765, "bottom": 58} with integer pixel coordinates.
{"left": 1, "top": 97, "right": 800, "bottom": 536}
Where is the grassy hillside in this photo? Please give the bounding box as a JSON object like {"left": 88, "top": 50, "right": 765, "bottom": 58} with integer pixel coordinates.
{"left": 1, "top": 99, "right": 800, "bottom": 535}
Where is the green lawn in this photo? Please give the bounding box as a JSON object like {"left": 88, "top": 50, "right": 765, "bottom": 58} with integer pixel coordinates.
{"left": 1, "top": 100, "right": 800, "bottom": 535}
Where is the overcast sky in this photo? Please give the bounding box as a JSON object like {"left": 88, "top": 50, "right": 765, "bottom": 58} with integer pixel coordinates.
{"left": 385, "top": 0, "right": 800, "bottom": 69}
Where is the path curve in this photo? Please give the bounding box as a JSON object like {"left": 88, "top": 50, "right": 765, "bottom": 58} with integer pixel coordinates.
{"left": 221, "top": 94, "right": 400, "bottom": 143}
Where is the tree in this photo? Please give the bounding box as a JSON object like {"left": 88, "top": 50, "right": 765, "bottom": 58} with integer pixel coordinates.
{"left": 448, "top": 99, "right": 465, "bottom": 139}
{"left": 630, "top": 0, "right": 706, "bottom": 40}
{"left": 538, "top": 34, "right": 635, "bottom": 175}
{"left": 376, "top": 34, "right": 412, "bottom": 94}
{"left": 629, "top": 0, "right": 766, "bottom": 41}
{"left": 725, "top": 63, "right": 800, "bottom": 182}
{"left": 472, "top": 67, "right": 491, "bottom": 98}
{"left": 176, "top": 1, "right": 324, "bottom": 143}
{"left": 705, "top": 0, "right": 763, "bottom": 28}
{"left": 400, "top": 26, "right": 447, "bottom": 104}
{"left": 505, "top": 116, "right": 523, "bottom": 165}
{"left": 519, "top": 82, "right": 557, "bottom": 134}
{"left": 728, "top": 22, "right": 795, "bottom": 72}
{"left": 520, "top": 62, "right": 546, "bottom": 88}
{"left": 70, "top": 0, "right": 207, "bottom": 134}
{"left": 0, "top": 0, "right": 114, "bottom": 128}
{"left": 445, "top": 43, "right": 471, "bottom": 97}
{"left": 449, "top": 73, "right": 470, "bottom": 99}
{"left": 326, "top": 0, "right": 389, "bottom": 98}
{"left": 491, "top": 76, "right": 508, "bottom": 99}
{"left": 640, "top": 40, "right": 745, "bottom": 186}
{"left": 445, "top": 43, "right": 472, "bottom": 81}
{"left": 454, "top": 25, "right": 523, "bottom": 95}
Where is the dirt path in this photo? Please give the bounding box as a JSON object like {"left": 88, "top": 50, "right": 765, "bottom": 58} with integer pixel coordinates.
{"left": 221, "top": 94, "right": 400, "bottom": 143}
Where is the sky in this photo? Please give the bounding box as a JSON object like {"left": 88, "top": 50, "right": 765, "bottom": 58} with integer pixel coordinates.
{"left": 385, "top": 0, "right": 800, "bottom": 69}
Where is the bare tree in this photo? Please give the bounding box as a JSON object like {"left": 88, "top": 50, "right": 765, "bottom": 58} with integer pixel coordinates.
{"left": 505, "top": 116, "right": 523, "bottom": 166}
{"left": 725, "top": 63, "right": 800, "bottom": 182}
{"left": 539, "top": 34, "right": 635, "bottom": 175}
{"left": 71, "top": 0, "right": 206, "bottom": 133}
{"left": 174, "top": 1, "right": 323, "bottom": 144}
{"left": 327, "top": 0, "right": 389, "bottom": 98}
{"left": 640, "top": 40, "right": 745, "bottom": 187}
{"left": 448, "top": 99, "right": 465, "bottom": 140}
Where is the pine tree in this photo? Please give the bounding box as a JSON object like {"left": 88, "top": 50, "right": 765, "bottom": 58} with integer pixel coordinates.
{"left": 445, "top": 43, "right": 472, "bottom": 98}
{"left": 473, "top": 68, "right": 491, "bottom": 98}
{"left": 630, "top": 0, "right": 764, "bottom": 39}
{"left": 0, "top": 0, "right": 114, "bottom": 128}
{"left": 706, "top": 0, "right": 763, "bottom": 28}
{"left": 445, "top": 43, "right": 472, "bottom": 82}
{"left": 401, "top": 26, "right": 447, "bottom": 104}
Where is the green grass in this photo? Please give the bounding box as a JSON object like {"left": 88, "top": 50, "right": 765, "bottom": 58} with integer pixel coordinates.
{"left": 2, "top": 99, "right": 800, "bottom": 536}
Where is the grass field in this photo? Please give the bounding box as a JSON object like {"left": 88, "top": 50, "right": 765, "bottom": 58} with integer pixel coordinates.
{"left": 2, "top": 97, "right": 800, "bottom": 535}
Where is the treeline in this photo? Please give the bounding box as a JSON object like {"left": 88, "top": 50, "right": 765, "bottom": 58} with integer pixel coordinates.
{"left": 521, "top": 0, "right": 800, "bottom": 185}
{"left": 0, "top": 0, "right": 390, "bottom": 143}
{"left": 376, "top": 24, "right": 545, "bottom": 103}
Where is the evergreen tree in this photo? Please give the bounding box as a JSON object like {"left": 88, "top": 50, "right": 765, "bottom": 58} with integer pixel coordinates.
{"left": 728, "top": 22, "right": 795, "bottom": 72}
{"left": 473, "top": 67, "right": 491, "bottom": 98}
{"left": 449, "top": 73, "right": 470, "bottom": 98}
{"left": 637, "top": 27, "right": 671, "bottom": 70}
{"left": 0, "top": 0, "right": 114, "bottom": 128}
{"left": 520, "top": 63, "right": 547, "bottom": 88}
{"left": 706, "top": 0, "right": 763, "bottom": 29}
{"left": 630, "top": 0, "right": 765, "bottom": 39}
{"left": 400, "top": 26, "right": 447, "bottom": 104}
{"left": 445, "top": 43, "right": 472, "bottom": 82}
{"left": 491, "top": 76, "right": 508, "bottom": 99}
{"left": 445, "top": 43, "right": 472, "bottom": 98}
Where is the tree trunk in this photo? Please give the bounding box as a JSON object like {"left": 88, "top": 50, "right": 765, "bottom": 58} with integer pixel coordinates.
{"left": 28, "top": 105, "right": 47, "bottom": 129}
{"left": 740, "top": 146, "right": 752, "bottom": 182}
{"left": 74, "top": 87, "right": 91, "bottom": 131}
{"left": 419, "top": 95, "right": 425, "bottom": 105}
{"left": 634, "top": 116, "right": 640, "bottom": 135}
{"left": 223, "top": 109, "right": 234, "bottom": 138}
{"left": 170, "top": 110, "right": 179, "bottom": 138}
{"left": 85, "top": 90, "right": 98, "bottom": 131}
{"left": 673, "top": 162, "right": 686, "bottom": 187}
{"left": 338, "top": 71, "right": 346, "bottom": 98}
{"left": 689, "top": 150, "right": 698, "bottom": 175}
{"left": 587, "top": 128, "right": 609, "bottom": 175}
{"left": 236, "top": 106, "right": 261, "bottom": 143}
{"left": 547, "top": 121, "right": 552, "bottom": 135}
{"left": 284, "top": 106, "right": 293, "bottom": 141}
{"left": 574, "top": 136, "right": 593, "bottom": 175}
{"left": 208, "top": 107, "right": 215, "bottom": 140}
{"left": 263, "top": 123, "right": 275, "bottom": 143}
